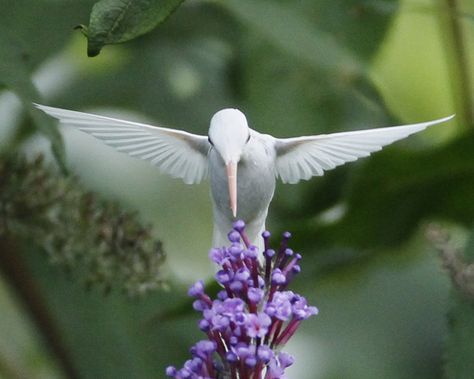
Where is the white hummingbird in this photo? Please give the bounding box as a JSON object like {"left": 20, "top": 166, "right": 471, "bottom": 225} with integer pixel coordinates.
{"left": 34, "top": 104, "right": 453, "bottom": 248}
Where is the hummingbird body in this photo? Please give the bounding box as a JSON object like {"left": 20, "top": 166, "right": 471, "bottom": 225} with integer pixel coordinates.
{"left": 209, "top": 131, "right": 276, "bottom": 247}
{"left": 34, "top": 104, "right": 453, "bottom": 249}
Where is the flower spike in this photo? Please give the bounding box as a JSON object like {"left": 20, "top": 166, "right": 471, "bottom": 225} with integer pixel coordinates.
{"left": 166, "top": 221, "right": 318, "bottom": 378}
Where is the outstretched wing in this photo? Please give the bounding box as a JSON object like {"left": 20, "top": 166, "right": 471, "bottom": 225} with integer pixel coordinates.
{"left": 35, "top": 104, "right": 210, "bottom": 184}
{"left": 274, "top": 115, "right": 454, "bottom": 184}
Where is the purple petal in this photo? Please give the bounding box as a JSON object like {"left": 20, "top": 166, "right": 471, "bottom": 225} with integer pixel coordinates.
{"left": 188, "top": 280, "right": 205, "bottom": 297}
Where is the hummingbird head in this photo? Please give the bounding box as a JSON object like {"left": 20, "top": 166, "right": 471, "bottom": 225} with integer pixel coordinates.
{"left": 208, "top": 108, "right": 250, "bottom": 163}
{"left": 208, "top": 108, "right": 250, "bottom": 218}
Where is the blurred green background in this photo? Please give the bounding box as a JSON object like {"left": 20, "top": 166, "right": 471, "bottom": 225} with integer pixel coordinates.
{"left": 1, "top": 0, "right": 474, "bottom": 378}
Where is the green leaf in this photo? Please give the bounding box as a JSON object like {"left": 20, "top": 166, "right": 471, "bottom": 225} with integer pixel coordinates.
{"left": 51, "top": 4, "right": 237, "bottom": 129}
{"left": 298, "top": 135, "right": 474, "bottom": 250}
{"left": 229, "top": 0, "right": 397, "bottom": 229}
{"left": 0, "top": 0, "right": 101, "bottom": 168}
{"left": 0, "top": 0, "right": 95, "bottom": 70}
{"left": 0, "top": 28, "right": 67, "bottom": 171}
{"left": 444, "top": 295, "right": 474, "bottom": 379}
{"left": 298, "top": 0, "right": 399, "bottom": 59}
{"left": 11, "top": 244, "right": 195, "bottom": 379}
{"left": 83, "top": 0, "right": 186, "bottom": 57}
{"left": 239, "top": 37, "right": 392, "bottom": 138}
{"left": 0, "top": 28, "right": 37, "bottom": 101}
{"left": 444, "top": 229, "right": 474, "bottom": 379}
{"left": 223, "top": 0, "right": 363, "bottom": 75}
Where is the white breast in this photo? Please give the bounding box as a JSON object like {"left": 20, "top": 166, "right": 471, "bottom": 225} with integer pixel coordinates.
{"left": 209, "top": 133, "right": 276, "bottom": 247}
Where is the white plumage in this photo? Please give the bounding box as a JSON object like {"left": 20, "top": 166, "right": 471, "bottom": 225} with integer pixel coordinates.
{"left": 35, "top": 104, "right": 453, "bottom": 248}
{"left": 36, "top": 104, "right": 210, "bottom": 184}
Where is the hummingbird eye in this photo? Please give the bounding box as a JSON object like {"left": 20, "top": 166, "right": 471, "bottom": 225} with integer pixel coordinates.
{"left": 208, "top": 137, "right": 214, "bottom": 146}
{"left": 246, "top": 134, "right": 251, "bottom": 143}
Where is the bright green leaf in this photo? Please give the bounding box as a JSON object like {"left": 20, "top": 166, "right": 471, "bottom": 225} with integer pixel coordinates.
{"left": 83, "top": 0, "right": 186, "bottom": 57}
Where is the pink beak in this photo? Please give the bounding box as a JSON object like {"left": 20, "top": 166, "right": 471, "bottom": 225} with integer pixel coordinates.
{"left": 226, "top": 162, "right": 237, "bottom": 217}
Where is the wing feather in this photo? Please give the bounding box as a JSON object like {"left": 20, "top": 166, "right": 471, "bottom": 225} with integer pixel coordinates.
{"left": 275, "top": 115, "right": 454, "bottom": 184}
{"left": 35, "top": 104, "right": 210, "bottom": 184}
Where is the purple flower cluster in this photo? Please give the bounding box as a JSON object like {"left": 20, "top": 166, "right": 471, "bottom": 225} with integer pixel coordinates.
{"left": 166, "top": 221, "right": 318, "bottom": 379}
